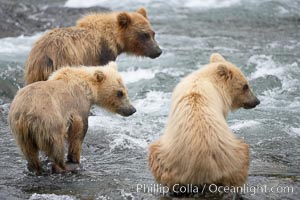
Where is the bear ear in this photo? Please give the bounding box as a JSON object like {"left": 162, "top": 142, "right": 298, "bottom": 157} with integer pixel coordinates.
{"left": 217, "top": 64, "right": 232, "bottom": 80}
{"left": 107, "top": 61, "right": 118, "bottom": 71}
{"left": 117, "top": 12, "right": 131, "bottom": 28}
{"left": 94, "top": 70, "right": 105, "bottom": 82}
{"left": 210, "top": 53, "right": 226, "bottom": 63}
{"left": 136, "top": 7, "right": 148, "bottom": 19}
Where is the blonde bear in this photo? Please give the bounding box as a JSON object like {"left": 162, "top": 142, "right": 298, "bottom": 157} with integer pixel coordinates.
{"left": 149, "top": 53, "right": 260, "bottom": 190}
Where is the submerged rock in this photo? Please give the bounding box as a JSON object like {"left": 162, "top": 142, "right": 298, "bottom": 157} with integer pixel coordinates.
{"left": 250, "top": 75, "right": 282, "bottom": 94}
{"left": 0, "top": 103, "right": 10, "bottom": 123}
{"left": 0, "top": 78, "right": 18, "bottom": 100}
{"left": 0, "top": 64, "right": 24, "bottom": 102}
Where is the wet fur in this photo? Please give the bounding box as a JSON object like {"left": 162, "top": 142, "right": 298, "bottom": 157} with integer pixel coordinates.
{"left": 25, "top": 8, "right": 159, "bottom": 85}
{"left": 148, "top": 53, "right": 257, "bottom": 189}
{"left": 9, "top": 62, "right": 130, "bottom": 174}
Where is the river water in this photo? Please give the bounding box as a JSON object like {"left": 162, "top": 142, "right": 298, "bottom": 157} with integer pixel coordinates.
{"left": 0, "top": 0, "right": 299, "bottom": 199}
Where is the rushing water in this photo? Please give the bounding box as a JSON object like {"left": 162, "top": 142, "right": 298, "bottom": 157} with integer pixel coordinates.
{"left": 0, "top": 0, "right": 300, "bottom": 199}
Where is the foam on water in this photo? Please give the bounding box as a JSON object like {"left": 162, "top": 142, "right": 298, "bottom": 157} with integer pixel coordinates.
{"left": 64, "top": 0, "right": 100, "bottom": 8}
{"left": 88, "top": 90, "right": 170, "bottom": 151}
{"left": 184, "top": 0, "right": 241, "bottom": 9}
{"left": 88, "top": 112, "right": 154, "bottom": 151}
{"left": 64, "top": 0, "right": 242, "bottom": 10}
{"left": 257, "top": 94, "right": 288, "bottom": 109}
{"left": 248, "top": 55, "right": 300, "bottom": 110}
{"left": 161, "top": 68, "right": 186, "bottom": 77}
{"left": 267, "top": 40, "right": 300, "bottom": 51}
{"left": 248, "top": 55, "right": 299, "bottom": 90}
{"left": 287, "top": 98, "right": 300, "bottom": 109}
{"left": 120, "top": 189, "right": 135, "bottom": 200}
{"left": 88, "top": 111, "right": 120, "bottom": 128}
{"left": 96, "top": 196, "right": 109, "bottom": 200}
{"left": 65, "top": 0, "right": 152, "bottom": 9}
{"left": 89, "top": 91, "right": 170, "bottom": 120}
{"left": 255, "top": 136, "right": 285, "bottom": 146}
{"left": 230, "top": 120, "right": 261, "bottom": 131}
{"left": 0, "top": 40, "right": 30, "bottom": 54}
{"left": 0, "top": 33, "right": 43, "bottom": 63}
{"left": 248, "top": 55, "right": 284, "bottom": 80}
{"left": 109, "top": 134, "right": 148, "bottom": 151}
{"left": 120, "top": 68, "right": 158, "bottom": 84}
{"left": 289, "top": 127, "right": 300, "bottom": 137}
{"left": 63, "top": 0, "right": 300, "bottom": 17}
{"left": 30, "top": 193, "right": 77, "bottom": 200}
{"left": 134, "top": 91, "right": 171, "bottom": 114}
{"left": 0, "top": 33, "right": 42, "bottom": 54}
{"left": 89, "top": 91, "right": 171, "bottom": 119}
{"left": 88, "top": 91, "right": 170, "bottom": 121}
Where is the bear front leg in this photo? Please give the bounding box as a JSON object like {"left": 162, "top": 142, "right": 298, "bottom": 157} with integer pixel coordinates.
{"left": 67, "top": 115, "right": 87, "bottom": 164}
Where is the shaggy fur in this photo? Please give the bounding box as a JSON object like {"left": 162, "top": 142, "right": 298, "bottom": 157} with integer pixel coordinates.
{"left": 25, "top": 7, "right": 162, "bottom": 85}
{"left": 148, "top": 53, "right": 260, "bottom": 189}
{"left": 9, "top": 62, "right": 136, "bottom": 174}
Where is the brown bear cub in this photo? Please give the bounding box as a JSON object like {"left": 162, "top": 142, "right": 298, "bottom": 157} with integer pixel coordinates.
{"left": 9, "top": 62, "right": 136, "bottom": 175}
{"left": 148, "top": 53, "right": 260, "bottom": 191}
{"left": 25, "top": 7, "right": 162, "bottom": 85}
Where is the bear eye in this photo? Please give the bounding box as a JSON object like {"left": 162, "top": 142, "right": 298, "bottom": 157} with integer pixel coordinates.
{"left": 140, "top": 32, "right": 150, "bottom": 41}
{"left": 117, "top": 90, "right": 124, "bottom": 98}
{"left": 243, "top": 84, "right": 249, "bottom": 92}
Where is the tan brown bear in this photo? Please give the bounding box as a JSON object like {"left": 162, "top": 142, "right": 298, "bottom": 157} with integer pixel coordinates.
{"left": 9, "top": 62, "right": 136, "bottom": 175}
{"left": 148, "top": 53, "right": 260, "bottom": 190}
{"left": 25, "top": 7, "right": 162, "bottom": 85}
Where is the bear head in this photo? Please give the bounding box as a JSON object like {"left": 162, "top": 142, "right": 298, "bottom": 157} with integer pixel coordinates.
{"left": 91, "top": 62, "right": 136, "bottom": 116}
{"left": 211, "top": 53, "right": 260, "bottom": 110}
{"left": 117, "top": 8, "right": 162, "bottom": 59}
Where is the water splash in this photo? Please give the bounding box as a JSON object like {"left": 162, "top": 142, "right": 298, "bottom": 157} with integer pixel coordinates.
{"left": 30, "top": 193, "right": 77, "bottom": 200}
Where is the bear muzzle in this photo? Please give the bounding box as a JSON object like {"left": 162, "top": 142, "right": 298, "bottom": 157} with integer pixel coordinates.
{"left": 243, "top": 97, "right": 260, "bottom": 109}
{"left": 117, "top": 105, "right": 136, "bottom": 117}
{"left": 149, "top": 47, "right": 162, "bottom": 59}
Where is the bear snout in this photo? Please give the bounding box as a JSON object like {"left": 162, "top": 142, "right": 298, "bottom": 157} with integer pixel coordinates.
{"left": 149, "top": 47, "right": 162, "bottom": 59}
{"left": 243, "top": 97, "right": 260, "bottom": 109}
{"left": 254, "top": 98, "right": 260, "bottom": 106}
{"left": 117, "top": 105, "right": 136, "bottom": 117}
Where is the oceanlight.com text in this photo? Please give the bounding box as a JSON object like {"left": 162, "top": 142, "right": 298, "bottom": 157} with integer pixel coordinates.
{"left": 136, "top": 183, "right": 294, "bottom": 196}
